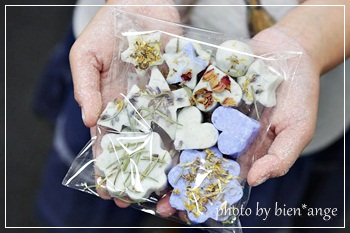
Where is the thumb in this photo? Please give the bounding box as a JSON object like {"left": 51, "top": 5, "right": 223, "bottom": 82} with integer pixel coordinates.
{"left": 247, "top": 122, "right": 314, "bottom": 186}
{"left": 70, "top": 43, "right": 103, "bottom": 128}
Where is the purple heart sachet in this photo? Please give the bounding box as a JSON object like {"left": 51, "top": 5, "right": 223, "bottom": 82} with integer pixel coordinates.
{"left": 211, "top": 106, "right": 260, "bottom": 158}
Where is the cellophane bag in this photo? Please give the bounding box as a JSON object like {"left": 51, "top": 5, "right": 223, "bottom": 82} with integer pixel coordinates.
{"left": 63, "top": 7, "right": 302, "bottom": 232}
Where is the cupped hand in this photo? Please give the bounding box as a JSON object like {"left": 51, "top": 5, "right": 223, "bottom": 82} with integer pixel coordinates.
{"left": 155, "top": 27, "right": 321, "bottom": 219}
{"left": 240, "top": 27, "right": 320, "bottom": 186}
{"left": 70, "top": 2, "right": 180, "bottom": 128}
{"left": 69, "top": 2, "right": 180, "bottom": 204}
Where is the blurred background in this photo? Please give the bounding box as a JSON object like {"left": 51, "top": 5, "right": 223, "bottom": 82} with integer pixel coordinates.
{"left": 6, "top": 0, "right": 75, "bottom": 229}
{"left": 5, "top": 0, "right": 349, "bottom": 232}
{"left": 6, "top": 2, "right": 175, "bottom": 231}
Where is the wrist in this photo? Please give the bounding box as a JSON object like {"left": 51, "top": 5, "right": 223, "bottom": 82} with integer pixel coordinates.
{"left": 104, "top": 0, "right": 179, "bottom": 22}
{"left": 253, "top": 26, "right": 321, "bottom": 77}
{"left": 271, "top": 24, "right": 323, "bottom": 76}
{"left": 268, "top": 2, "right": 347, "bottom": 75}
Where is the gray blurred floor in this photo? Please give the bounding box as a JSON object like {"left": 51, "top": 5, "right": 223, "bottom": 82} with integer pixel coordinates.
{"left": 6, "top": 2, "right": 75, "bottom": 228}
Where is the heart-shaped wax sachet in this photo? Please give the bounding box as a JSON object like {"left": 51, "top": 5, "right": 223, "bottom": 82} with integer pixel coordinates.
{"left": 174, "top": 106, "right": 218, "bottom": 150}
{"left": 193, "top": 65, "right": 242, "bottom": 112}
{"left": 211, "top": 106, "right": 260, "bottom": 158}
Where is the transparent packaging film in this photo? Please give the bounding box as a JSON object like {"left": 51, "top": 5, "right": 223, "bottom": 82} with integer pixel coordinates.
{"left": 63, "top": 8, "right": 302, "bottom": 231}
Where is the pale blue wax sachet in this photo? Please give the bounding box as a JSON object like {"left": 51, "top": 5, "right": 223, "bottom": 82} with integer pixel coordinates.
{"left": 211, "top": 106, "right": 260, "bottom": 158}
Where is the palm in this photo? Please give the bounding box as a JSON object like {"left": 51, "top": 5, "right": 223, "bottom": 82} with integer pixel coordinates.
{"left": 155, "top": 28, "right": 320, "bottom": 217}
{"left": 239, "top": 28, "right": 319, "bottom": 186}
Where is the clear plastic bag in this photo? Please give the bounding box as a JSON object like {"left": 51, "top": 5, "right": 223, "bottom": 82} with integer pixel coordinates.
{"left": 63, "top": 7, "right": 302, "bottom": 231}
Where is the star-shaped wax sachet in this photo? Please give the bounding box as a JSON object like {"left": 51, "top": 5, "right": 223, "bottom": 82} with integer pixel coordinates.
{"left": 237, "top": 59, "right": 283, "bottom": 107}
{"left": 164, "top": 43, "right": 208, "bottom": 89}
{"left": 98, "top": 67, "right": 191, "bottom": 140}
{"left": 165, "top": 38, "right": 212, "bottom": 61}
{"left": 121, "top": 31, "right": 164, "bottom": 77}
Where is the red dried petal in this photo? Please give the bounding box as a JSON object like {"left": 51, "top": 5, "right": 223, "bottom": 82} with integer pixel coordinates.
{"left": 181, "top": 69, "right": 192, "bottom": 82}
{"left": 194, "top": 88, "right": 214, "bottom": 109}
{"left": 221, "top": 75, "right": 231, "bottom": 87}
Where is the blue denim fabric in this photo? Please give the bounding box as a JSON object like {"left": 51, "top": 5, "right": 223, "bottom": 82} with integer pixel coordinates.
{"left": 241, "top": 132, "right": 348, "bottom": 232}
{"left": 33, "top": 25, "right": 76, "bottom": 123}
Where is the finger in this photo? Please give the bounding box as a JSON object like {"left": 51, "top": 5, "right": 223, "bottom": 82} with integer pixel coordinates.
{"left": 247, "top": 122, "right": 314, "bottom": 186}
{"left": 95, "top": 177, "right": 112, "bottom": 200}
{"left": 70, "top": 43, "right": 103, "bottom": 128}
{"left": 70, "top": 5, "right": 115, "bottom": 127}
{"left": 114, "top": 196, "right": 132, "bottom": 208}
{"left": 236, "top": 108, "right": 274, "bottom": 180}
{"left": 178, "top": 210, "right": 191, "bottom": 225}
{"left": 156, "top": 191, "right": 177, "bottom": 218}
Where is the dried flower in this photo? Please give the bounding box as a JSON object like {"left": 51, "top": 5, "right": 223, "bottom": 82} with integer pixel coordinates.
{"left": 121, "top": 32, "right": 164, "bottom": 76}
{"left": 167, "top": 148, "right": 243, "bottom": 223}
{"left": 181, "top": 69, "right": 193, "bottom": 82}
{"left": 212, "top": 82, "right": 226, "bottom": 93}
{"left": 130, "top": 39, "right": 162, "bottom": 71}
{"left": 202, "top": 69, "right": 231, "bottom": 93}
{"left": 222, "top": 98, "right": 237, "bottom": 107}
{"left": 194, "top": 88, "right": 214, "bottom": 109}
{"left": 173, "top": 189, "right": 181, "bottom": 194}
{"left": 220, "top": 75, "right": 231, "bottom": 91}
{"left": 100, "top": 114, "right": 111, "bottom": 121}
{"left": 226, "top": 55, "right": 240, "bottom": 69}
{"left": 202, "top": 68, "right": 219, "bottom": 89}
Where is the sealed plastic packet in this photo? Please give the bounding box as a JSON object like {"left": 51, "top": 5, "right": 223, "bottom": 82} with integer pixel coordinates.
{"left": 63, "top": 7, "right": 302, "bottom": 232}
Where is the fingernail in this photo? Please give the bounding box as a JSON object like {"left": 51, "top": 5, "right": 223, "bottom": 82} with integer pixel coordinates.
{"left": 156, "top": 198, "right": 176, "bottom": 217}
{"left": 81, "top": 108, "right": 85, "bottom": 122}
{"left": 178, "top": 211, "right": 191, "bottom": 225}
{"left": 156, "top": 206, "right": 171, "bottom": 217}
{"left": 254, "top": 175, "right": 268, "bottom": 186}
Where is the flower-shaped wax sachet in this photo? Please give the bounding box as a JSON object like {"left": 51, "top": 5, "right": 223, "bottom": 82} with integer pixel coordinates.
{"left": 121, "top": 31, "right": 164, "bottom": 77}
{"left": 164, "top": 43, "right": 208, "bottom": 89}
{"left": 212, "top": 106, "right": 260, "bottom": 158}
{"left": 168, "top": 147, "right": 243, "bottom": 224}
{"left": 237, "top": 59, "right": 283, "bottom": 107}
{"left": 95, "top": 131, "right": 172, "bottom": 201}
